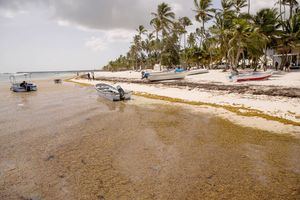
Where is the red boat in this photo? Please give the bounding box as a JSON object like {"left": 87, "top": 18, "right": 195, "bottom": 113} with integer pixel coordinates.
{"left": 234, "top": 72, "right": 273, "bottom": 82}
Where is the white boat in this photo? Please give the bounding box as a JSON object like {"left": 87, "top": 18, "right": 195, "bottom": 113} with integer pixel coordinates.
{"left": 187, "top": 69, "right": 209, "bottom": 76}
{"left": 95, "top": 83, "right": 132, "bottom": 101}
{"left": 147, "top": 71, "right": 188, "bottom": 81}
{"left": 9, "top": 73, "right": 37, "bottom": 92}
{"left": 229, "top": 71, "right": 273, "bottom": 82}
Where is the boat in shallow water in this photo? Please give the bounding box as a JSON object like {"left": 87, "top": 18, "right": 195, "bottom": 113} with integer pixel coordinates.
{"left": 95, "top": 83, "right": 132, "bottom": 101}
{"left": 9, "top": 73, "right": 37, "bottom": 92}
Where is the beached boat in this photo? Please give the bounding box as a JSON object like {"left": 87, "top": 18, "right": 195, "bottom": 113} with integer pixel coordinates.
{"left": 9, "top": 73, "right": 37, "bottom": 92}
{"left": 146, "top": 71, "right": 188, "bottom": 81}
{"left": 231, "top": 72, "right": 273, "bottom": 82}
{"left": 187, "top": 69, "right": 209, "bottom": 76}
{"left": 95, "top": 83, "right": 132, "bottom": 101}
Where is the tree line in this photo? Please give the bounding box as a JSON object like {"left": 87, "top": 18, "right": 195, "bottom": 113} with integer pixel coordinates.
{"left": 104, "top": 0, "right": 300, "bottom": 71}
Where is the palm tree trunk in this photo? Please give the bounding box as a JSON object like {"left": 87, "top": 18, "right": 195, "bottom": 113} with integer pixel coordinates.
{"left": 264, "top": 46, "right": 268, "bottom": 71}
{"left": 290, "top": 1, "right": 293, "bottom": 19}
{"left": 248, "top": 0, "right": 250, "bottom": 14}
{"left": 280, "top": 0, "right": 283, "bottom": 21}
{"left": 202, "top": 20, "right": 205, "bottom": 36}
{"left": 184, "top": 33, "right": 186, "bottom": 49}
{"left": 284, "top": 3, "right": 286, "bottom": 20}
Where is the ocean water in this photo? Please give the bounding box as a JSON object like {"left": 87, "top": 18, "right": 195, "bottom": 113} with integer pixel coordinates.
{"left": 0, "top": 79, "right": 299, "bottom": 199}
{"left": 0, "top": 72, "right": 74, "bottom": 85}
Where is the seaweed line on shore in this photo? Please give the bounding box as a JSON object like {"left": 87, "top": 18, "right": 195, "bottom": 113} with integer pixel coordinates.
{"left": 91, "top": 76, "right": 300, "bottom": 98}
{"left": 67, "top": 77, "right": 300, "bottom": 127}
{"left": 133, "top": 92, "right": 300, "bottom": 127}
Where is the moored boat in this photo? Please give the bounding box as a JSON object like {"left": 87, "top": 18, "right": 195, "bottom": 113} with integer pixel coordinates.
{"left": 95, "top": 83, "right": 132, "bottom": 101}
{"left": 54, "top": 79, "right": 62, "bottom": 84}
{"left": 9, "top": 73, "right": 37, "bottom": 92}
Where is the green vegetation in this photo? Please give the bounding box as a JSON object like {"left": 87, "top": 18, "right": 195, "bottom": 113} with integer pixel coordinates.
{"left": 104, "top": 0, "right": 300, "bottom": 71}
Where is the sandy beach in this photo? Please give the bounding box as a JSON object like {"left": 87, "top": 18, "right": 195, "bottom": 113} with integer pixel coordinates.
{"left": 0, "top": 79, "right": 299, "bottom": 200}
{"left": 71, "top": 70, "right": 300, "bottom": 135}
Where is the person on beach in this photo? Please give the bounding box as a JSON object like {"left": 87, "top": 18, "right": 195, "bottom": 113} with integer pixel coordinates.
{"left": 92, "top": 74, "right": 95, "bottom": 80}
{"left": 275, "top": 61, "right": 279, "bottom": 71}
{"left": 284, "top": 62, "right": 290, "bottom": 72}
{"left": 87, "top": 73, "right": 91, "bottom": 81}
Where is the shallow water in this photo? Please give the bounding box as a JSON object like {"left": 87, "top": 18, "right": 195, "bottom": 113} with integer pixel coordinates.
{"left": 0, "top": 80, "right": 299, "bottom": 200}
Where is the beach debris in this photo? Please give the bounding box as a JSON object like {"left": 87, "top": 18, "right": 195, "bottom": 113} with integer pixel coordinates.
{"left": 81, "top": 159, "right": 87, "bottom": 165}
{"left": 97, "top": 195, "right": 105, "bottom": 200}
{"left": 54, "top": 79, "right": 62, "bottom": 84}
{"left": 20, "top": 195, "right": 41, "bottom": 200}
{"left": 45, "top": 155, "right": 55, "bottom": 161}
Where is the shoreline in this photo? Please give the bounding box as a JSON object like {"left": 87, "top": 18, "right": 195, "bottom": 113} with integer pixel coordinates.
{"left": 90, "top": 75, "right": 300, "bottom": 98}
{"left": 68, "top": 77, "right": 300, "bottom": 137}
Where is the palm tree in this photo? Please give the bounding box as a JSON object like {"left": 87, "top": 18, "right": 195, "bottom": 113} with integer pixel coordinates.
{"left": 136, "top": 25, "right": 147, "bottom": 37}
{"left": 193, "top": 0, "right": 215, "bottom": 36}
{"left": 279, "top": 14, "right": 300, "bottom": 68}
{"left": 187, "top": 33, "right": 196, "bottom": 48}
{"left": 150, "top": 3, "right": 175, "bottom": 65}
{"left": 232, "top": 0, "right": 248, "bottom": 16}
{"left": 131, "top": 35, "right": 142, "bottom": 69}
{"left": 228, "top": 18, "right": 253, "bottom": 70}
{"left": 150, "top": 18, "right": 161, "bottom": 40}
{"left": 285, "top": 0, "right": 299, "bottom": 19}
{"left": 150, "top": 3, "right": 175, "bottom": 38}
{"left": 253, "top": 8, "right": 279, "bottom": 70}
{"left": 276, "top": 0, "right": 284, "bottom": 21}
{"left": 179, "top": 17, "right": 193, "bottom": 49}
{"left": 210, "top": 0, "right": 234, "bottom": 65}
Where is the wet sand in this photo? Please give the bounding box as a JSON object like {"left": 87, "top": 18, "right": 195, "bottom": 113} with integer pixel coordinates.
{"left": 0, "top": 80, "right": 299, "bottom": 200}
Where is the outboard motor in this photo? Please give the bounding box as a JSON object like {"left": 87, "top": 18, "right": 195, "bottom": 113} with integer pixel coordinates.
{"left": 116, "top": 85, "right": 125, "bottom": 100}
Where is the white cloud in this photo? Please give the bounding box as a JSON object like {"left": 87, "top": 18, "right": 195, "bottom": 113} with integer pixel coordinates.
{"left": 104, "top": 29, "right": 135, "bottom": 42}
{"left": 85, "top": 29, "right": 134, "bottom": 52}
{"left": 57, "top": 19, "right": 70, "bottom": 27}
{"left": 85, "top": 36, "right": 107, "bottom": 52}
{"left": 0, "top": 8, "right": 28, "bottom": 18}
{"left": 242, "top": 0, "right": 278, "bottom": 14}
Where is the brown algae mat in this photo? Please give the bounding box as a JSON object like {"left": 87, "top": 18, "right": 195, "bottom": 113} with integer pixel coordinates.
{"left": 0, "top": 80, "right": 299, "bottom": 200}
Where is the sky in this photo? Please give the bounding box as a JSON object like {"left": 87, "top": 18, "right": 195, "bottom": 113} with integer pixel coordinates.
{"left": 0, "top": 0, "right": 278, "bottom": 73}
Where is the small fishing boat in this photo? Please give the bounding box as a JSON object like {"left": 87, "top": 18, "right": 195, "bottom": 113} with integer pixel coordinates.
{"left": 230, "top": 71, "right": 273, "bottom": 82}
{"left": 187, "top": 69, "right": 209, "bottom": 76}
{"left": 9, "top": 73, "right": 37, "bottom": 92}
{"left": 95, "top": 83, "right": 132, "bottom": 101}
{"left": 145, "top": 71, "right": 188, "bottom": 81}
{"left": 54, "top": 79, "right": 62, "bottom": 84}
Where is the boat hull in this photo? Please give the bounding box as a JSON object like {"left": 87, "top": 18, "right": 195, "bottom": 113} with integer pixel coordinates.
{"left": 187, "top": 69, "right": 209, "bottom": 76}
{"left": 95, "top": 83, "right": 132, "bottom": 101}
{"left": 96, "top": 90, "right": 121, "bottom": 101}
{"left": 10, "top": 83, "right": 37, "bottom": 92}
{"left": 147, "top": 71, "right": 187, "bottom": 81}
{"left": 235, "top": 73, "right": 272, "bottom": 82}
